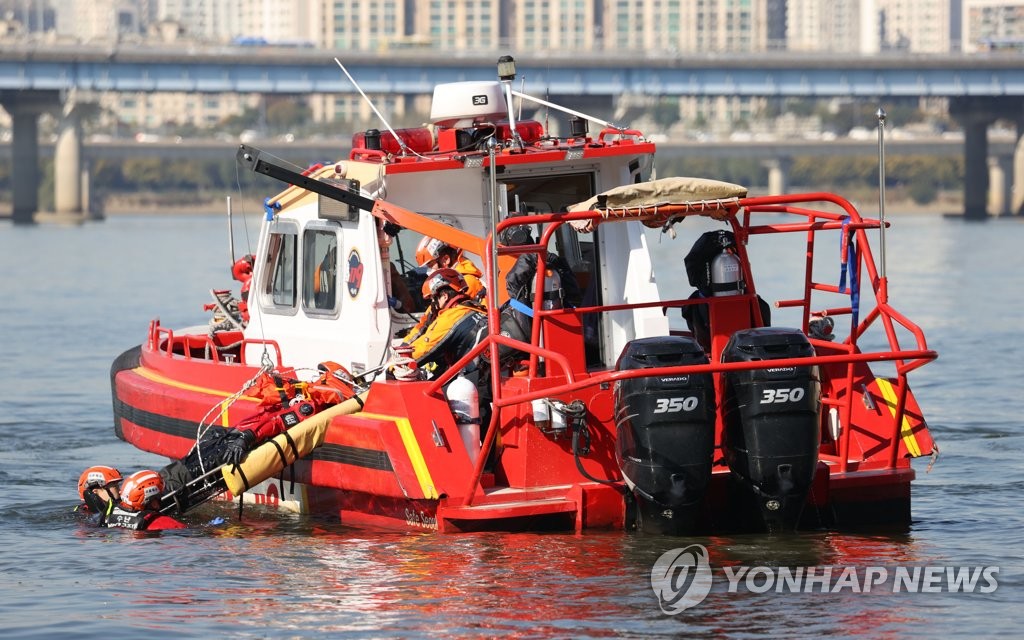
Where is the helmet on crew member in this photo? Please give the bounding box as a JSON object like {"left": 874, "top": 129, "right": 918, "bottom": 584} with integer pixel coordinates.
{"left": 498, "top": 211, "right": 534, "bottom": 247}
{"left": 119, "top": 470, "right": 165, "bottom": 512}
{"left": 78, "top": 465, "right": 123, "bottom": 501}
{"left": 421, "top": 268, "right": 467, "bottom": 300}
{"left": 416, "top": 237, "right": 462, "bottom": 268}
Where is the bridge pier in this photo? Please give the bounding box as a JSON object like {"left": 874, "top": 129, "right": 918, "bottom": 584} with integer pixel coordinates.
{"left": 950, "top": 96, "right": 1024, "bottom": 219}
{"left": 52, "top": 103, "right": 90, "bottom": 221}
{"left": 0, "top": 90, "right": 60, "bottom": 224}
{"left": 764, "top": 158, "right": 791, "bottom": 195}
{"left": 1014, "top": 123, "right": 1024, "bottom": 216}
{"left": 988, "top": 155, "right": 1013, "bottom": 216}
{"left": 962, "top": 115, "right": 991, "bottom": 219}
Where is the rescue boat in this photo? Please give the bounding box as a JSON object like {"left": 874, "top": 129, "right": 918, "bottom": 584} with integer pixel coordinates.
{"left": 111, "top": 58, "right": 938, "bottom": 533}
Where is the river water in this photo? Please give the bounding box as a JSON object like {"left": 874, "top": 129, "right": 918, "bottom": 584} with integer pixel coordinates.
{"left": 0, "top": 212, "right": 1021, "bottom": 638}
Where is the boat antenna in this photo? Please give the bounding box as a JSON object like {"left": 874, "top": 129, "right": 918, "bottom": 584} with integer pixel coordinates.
{"left": 486, "top": 136, "right": 501, "bottom": 299}
{"left": 334, "top": 57, "right": 420, "bottom": 157}
{"left": 876, "top": 107, "right": 887, "bottom": 280}
{"left": 512, "top": 89, "right": 624, "bottom": 132}
{"left": 226, "top": 195, "right": 236, "bottom": 264}
{"left": 518, "top": 76, "right": 526, "bottom": 122}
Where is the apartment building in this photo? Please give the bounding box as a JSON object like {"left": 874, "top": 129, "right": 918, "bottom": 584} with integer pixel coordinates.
{"left": 962, "top": 0, "right": 1024, "bottom": 51}
{"left": 6, "top": 0, "right": 991, "bottom": 135}
{"left": 787, "top": 0, "right": 864, "bottom": 53}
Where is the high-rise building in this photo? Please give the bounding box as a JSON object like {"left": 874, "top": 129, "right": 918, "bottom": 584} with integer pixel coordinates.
{"left": 962, "top": 0, "right": 1024, "bottom": 52}
{"left": 156, "top": 0, "right": 238, "bottom": 42}
{"left": 326, "top": 0, "right": 405, "bottom": 50}
{"left": 54, "top": 0, "right": 143, "bottom": 41}
{"left": 0, "top": 0, "right": 57, "bottom": 33}
{"left": 154, "top": 0, "right": 318, "bottom": 44}
{"left": 871, "top": 0, "right": 952, "bottom": 53}
{"left": 508, "top": 0, "right": 593, "bottom": 52}
{"left": 410, "top": 0, "right": 501, "bottom": 51}
{"left": 601, "top": 0, "right": 770, "bottom": 54}
{"left": 788, "top": 0, "right": 863, "bottom": 53}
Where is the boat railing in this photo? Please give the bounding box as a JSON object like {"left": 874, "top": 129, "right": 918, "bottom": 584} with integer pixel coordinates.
{"left": 443, "top": 194, "right": 937, "bottom": 499}
{"left": 147, "top": 320, "right": 284, "bottom": 368}
{"left": 738, "top": 193, "right": 936, "bottom": 473}
{"left": 237, "top": 146, "right": 934, "bottom": 490}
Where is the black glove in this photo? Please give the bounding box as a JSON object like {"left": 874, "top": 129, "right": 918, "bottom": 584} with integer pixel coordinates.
{"left": 383, "top": 222, "right": 402, "bottom": 237}
{"left": 221, "top": 429, "right": 257, "bottom": 466}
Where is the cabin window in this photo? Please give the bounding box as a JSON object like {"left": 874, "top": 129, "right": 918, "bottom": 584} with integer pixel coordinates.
{"left": 302, "top": 228, "right": 339, "bottom": 313}
{"left": 262, "top": 230, "right": 297, "bottom": 309}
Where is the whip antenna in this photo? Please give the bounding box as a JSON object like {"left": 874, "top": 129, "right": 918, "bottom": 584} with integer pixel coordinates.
{"left": 876, "top": 107, "right": 887, "bottom": 279}
{"left": 226, "top": 195, "right": 236, "bottom": 264}
{"left": 334, "top": 58, "right": 412, "bottom": 156}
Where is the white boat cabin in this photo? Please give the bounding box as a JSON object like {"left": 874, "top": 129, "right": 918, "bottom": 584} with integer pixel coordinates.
{"left": 242, "top": 81, "right": 669, "bottom": 378}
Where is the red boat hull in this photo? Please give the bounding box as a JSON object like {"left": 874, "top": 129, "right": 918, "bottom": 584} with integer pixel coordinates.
{"left": 112, "top": 339, "right": 921, "bottom": 533}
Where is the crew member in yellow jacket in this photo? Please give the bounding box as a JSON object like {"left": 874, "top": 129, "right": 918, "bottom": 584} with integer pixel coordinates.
{"left": 394, "top": 268, "right": 487, "bottom": 382}
{"left": 415, "top": 236, "right": 485, "bottom": 301}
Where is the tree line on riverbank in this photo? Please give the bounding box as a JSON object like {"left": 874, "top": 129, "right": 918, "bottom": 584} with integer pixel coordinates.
{"left": 0, "top": 153, "right": 962, "bottom": 212}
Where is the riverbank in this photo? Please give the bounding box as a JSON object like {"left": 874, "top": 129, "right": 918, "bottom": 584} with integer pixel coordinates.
{"left": 0, "top": 194, "right": 266, "bottom": 218}
{"left": 102, "top": 194, "right": 266, "bottom": 216}
{"left": 0, "top": 191, "right": 970, "bottom": 218}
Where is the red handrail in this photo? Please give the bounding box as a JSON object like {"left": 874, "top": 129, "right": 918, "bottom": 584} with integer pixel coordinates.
{"left": 417, "top": 191, "right": 936, "bottom": 499}
{"left": 147, "top": 319, "right": 284, "bottom": 367}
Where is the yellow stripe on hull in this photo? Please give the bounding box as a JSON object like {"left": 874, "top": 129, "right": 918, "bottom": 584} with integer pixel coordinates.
{"left": 357, "top": 412, "right": 439, "bottom": 500}
{"left": 875, "top": 377, "right": 922, "bottom": 457}
{"left": 130, "top": 366, "right": 260, "bottom": 425}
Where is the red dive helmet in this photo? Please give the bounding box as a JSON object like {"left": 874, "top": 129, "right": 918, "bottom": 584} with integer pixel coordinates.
{"left": 78, "top": 465, "right": 123, "bottom": 501}
{"left": 119, "top": 470, "right": 165, "bottom": 511}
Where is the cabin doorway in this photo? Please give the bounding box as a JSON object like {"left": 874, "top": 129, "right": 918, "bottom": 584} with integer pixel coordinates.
{"left": 500, "top": 171, "right": 604, "bottom": 368}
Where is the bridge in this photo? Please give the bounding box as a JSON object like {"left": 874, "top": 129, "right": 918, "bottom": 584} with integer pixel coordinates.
{"left": 2, "top": 136, "right": 1017, "bottom": 217}
{"left": 1, "top": 44, "right": 1023, "bottom": 222}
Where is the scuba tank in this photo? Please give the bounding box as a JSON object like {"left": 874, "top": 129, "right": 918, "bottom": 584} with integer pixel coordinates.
{"left": 446, "top": 376, "right": 481, "bottom": 463}
{"left": 684, "top": 229, "right": 744, "bottom": 297}
{"left": 541, "top": 268, "right": 563, "bottom": 310}
{"left": 710, "top": 249, "right": 743, "bottom": 296}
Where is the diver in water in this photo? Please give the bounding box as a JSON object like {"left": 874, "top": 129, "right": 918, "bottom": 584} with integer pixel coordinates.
{"left": 78, "top": 363, "right": 349, "bottom": 525}
{"left": 78, "top": 467, "right": 186, "bottom": 531}
{"left": 76, "top": 421, "right": 277, "bottom": 526}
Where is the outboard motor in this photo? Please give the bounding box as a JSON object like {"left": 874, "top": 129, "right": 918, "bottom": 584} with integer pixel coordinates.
{"left": 720, "top": 327, "right": 821, "bottom": 532}
{"left": 614, "top": 336, "right": 716, "bottom": 535}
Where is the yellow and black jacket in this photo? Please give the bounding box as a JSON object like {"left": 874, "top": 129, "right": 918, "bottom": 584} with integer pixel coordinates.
{"left": 405, "top": 294, "right": 487, "bottom": 379}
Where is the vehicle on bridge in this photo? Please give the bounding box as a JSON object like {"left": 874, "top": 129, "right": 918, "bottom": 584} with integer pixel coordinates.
{"left": 109, "top": 59, "right": 938, "bottom": 534}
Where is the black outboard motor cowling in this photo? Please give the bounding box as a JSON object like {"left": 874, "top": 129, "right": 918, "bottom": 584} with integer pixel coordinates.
{"left": 721, "top": 327, "right": 821, "bottom": 532}
{"left": 614, "top": 336, "right": 716, "bottom": 535}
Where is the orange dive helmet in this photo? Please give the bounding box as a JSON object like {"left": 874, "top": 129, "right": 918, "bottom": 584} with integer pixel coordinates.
{"left": 78, "top": 465, "right": 123, "bottom": 501}
{"left": 119, "top": 470, "right": 165, "bottom": 511}
{"left": 421, "top": 268, "right": 467, "bottom": 300}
